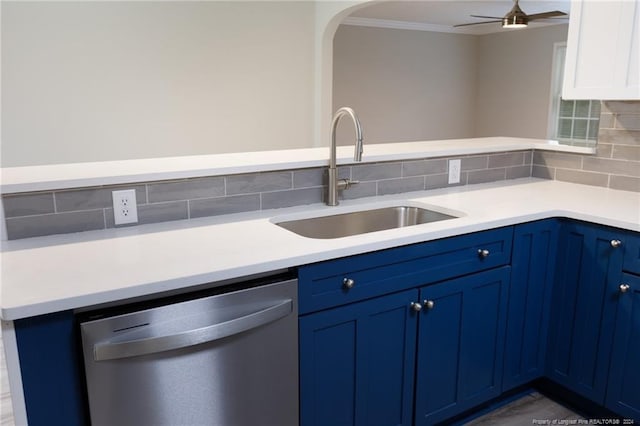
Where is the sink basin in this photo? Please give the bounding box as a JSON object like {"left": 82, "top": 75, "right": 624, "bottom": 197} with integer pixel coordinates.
{"left": 275, "top": 205, "right": 458, "bottom": 239}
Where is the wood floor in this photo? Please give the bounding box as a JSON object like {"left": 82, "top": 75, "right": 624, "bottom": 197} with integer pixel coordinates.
{"left": 466, "top": 391, "right": 583, "bottom": 425}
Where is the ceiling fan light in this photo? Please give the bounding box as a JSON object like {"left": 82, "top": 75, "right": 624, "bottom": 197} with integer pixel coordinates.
{"left": 502, "top": 14, "right": 528, "bottom": 28}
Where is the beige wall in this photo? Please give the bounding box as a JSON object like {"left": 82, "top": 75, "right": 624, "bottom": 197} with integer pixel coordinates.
{"left": 1, "top": 1, "right": 315, "bottom": 166}
{"left": 475, "top": 25, "right": 568, "bottom": 138}
{"left": 0, "top": 0, "right": 567, "bottom": 167}
{"left": 332, "top": 25, "right": 478, "bottom": 145}
{"left": 333, "top": 24, "right": 568, "bottom": 142}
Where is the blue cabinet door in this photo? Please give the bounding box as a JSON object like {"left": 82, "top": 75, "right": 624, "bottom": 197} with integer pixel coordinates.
{"left": 623, "top": 233, "right": 640, "bottom": 274}
{"left": 606, "top": 273, "right": 640, "bottom": 421}
{"left": 414, "top": 267, "right": 510, "bottom": 426}
{"left": 546, "top": 221, "right": 624, "bottom": 403}
{"left": 299, "top": 288, "right": 419, "bottom": 426}
{"left": 503, "top": 220, "right": 559, "bottom": 391}
{"left": 13, "top": 311, "right": 87, "bottom": 426}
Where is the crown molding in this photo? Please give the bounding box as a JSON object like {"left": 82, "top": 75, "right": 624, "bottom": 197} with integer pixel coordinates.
{"left": 341, "top": 17, "right": 475, "bottom": 34}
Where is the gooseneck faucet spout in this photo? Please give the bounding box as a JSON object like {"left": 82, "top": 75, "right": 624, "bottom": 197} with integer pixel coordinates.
{"left": 327, "top": 107, "right": 364, "bottom": 206}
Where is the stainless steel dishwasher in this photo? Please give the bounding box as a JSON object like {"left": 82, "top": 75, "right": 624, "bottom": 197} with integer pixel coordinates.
{"left": 79, "top": 274, "right": 298, "bottom": 426}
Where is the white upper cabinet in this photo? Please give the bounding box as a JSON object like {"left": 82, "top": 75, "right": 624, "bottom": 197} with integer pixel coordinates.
{"left": 563, "top": 0, "right": 639, "bottom": 100}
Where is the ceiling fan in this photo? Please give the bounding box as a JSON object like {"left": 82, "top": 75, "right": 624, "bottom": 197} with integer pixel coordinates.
{"left": 454, "top": 0, "right": 568, "bottom": 29}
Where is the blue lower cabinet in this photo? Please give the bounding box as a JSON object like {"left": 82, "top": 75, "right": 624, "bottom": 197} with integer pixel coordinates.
{"left": 502, "top": 220, "right": 559, "bottom": 391}
{"left": 546, "top": 221, "right": 625, "bottom": 404}
{"left": 606, "top": 273, "right": 640, "bottom": 421}
{"left": 299, "top": 288, "right": 419, "bottom": 426}
{"left": 13, "top": 311, "right": 87, "bottom": 426}
{"left": 623, "top": 233, "right": 640, "bottom": 274}
{"left": 414, "top": 267, "right": 511, "bottom": 426}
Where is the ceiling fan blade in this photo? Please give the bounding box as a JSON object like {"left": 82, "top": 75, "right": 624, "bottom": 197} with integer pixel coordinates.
{"left": 470, "top": 14, "right": 503, "bottom": 20}
{"left": 527, "top": 11, "right": 568, "bottom": 20}
{"left": 453, "top": 20, "right": 502, "bottom": 27}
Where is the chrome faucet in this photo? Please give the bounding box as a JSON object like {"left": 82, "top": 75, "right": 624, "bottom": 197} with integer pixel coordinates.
{"left": 327, "top": 107, "right": 364, "bottom": 206}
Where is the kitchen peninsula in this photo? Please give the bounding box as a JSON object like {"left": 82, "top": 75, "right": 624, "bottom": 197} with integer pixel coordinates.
{"left": 1, "top": 136, "right": 639, "bottom": 424}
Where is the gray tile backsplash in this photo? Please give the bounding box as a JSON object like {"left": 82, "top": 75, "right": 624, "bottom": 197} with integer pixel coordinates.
{"left": 402, "top": 159, "right": 447, "bottom": 177}
{"left": 189, "top": 194, "right": 261, "bottom": 219}
{"left": 293, "top": 169, "right": 324, "bottom": 188}
{"left": 461, "top": 156, "right": 489, "bottom": 171}
{"left": 506, "top": 165, "right": 532, "bottom": 180}
{"left": 3, "top": 100, "right": 639, "bottom": 240}
{"left": 105, "top": 201, "right": 189, "bottom": 228}
{"left": 226, "top": 171, "right": 292, "bottom": 195}
{"left": 377, "top": 176, "right": 425, "bottom": 196}
{"left": 342, "top": 181, "right": 377, "bottom": 200}
{"left": 261, "top": 187, "right": 324, "bottom": 210}
{"left": 2, "top": 150, "right": 536, "bottom": 239}
{"left": 468, "top": 168, "right": 507, "bottom": 185}
{"left": 55, "top": 185, "right": 146, "bottom": 212}
{"left": 612, "top": 145, "right": 640, "bottom": 161}
{"left": 5, "top": 210, "right": 105, "bottom": 239}
{"left": 610, "top": 175, "right": 640, "bottom": 192}
{"left": 488, "top": 152, "right": 526, "bottom": 168}
{"left": 426, "top": 173, "right": 465, "bottom": 190}
{"left": 533, "top": 101, "right": 640, "bottom": 193}
{"left": 3, "top": 193, "right": 54, "bottom": 218}
{"left": 554, "top": 169, "right": 609, "bottom": 188}
{"left": 147, "top": 177, "right": 224, "bottom": 203}
{"left": 352, "top": 162, "right": 402, "bottom": 181}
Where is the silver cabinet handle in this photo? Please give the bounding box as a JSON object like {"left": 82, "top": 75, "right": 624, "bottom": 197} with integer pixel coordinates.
{"left": 611, "top": 239, "right": 623, "bottom": 248}
{"left": 93, "top": 299, "right": 292, "bottom": 361}
{"left": 343, "top": 278, "right": 355, "bottom": 290}
{"left": 423, "top": 300, "right": 435, "bottom": 309}
{"left": 410, "top": 302, "right": 422, "bottom": 312}
{"left": 620, "top": 284, "right": 630, "bottom": 293}
{"left": 478, "top": 249, "right": 490, "bottom": 258}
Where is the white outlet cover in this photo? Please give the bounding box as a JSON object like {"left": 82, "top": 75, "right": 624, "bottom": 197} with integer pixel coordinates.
{"left": 448, "top": 159, "right": 461, "bottom": 184}
{"left": 112, "top": 189, "right": 138, "bottom": 225}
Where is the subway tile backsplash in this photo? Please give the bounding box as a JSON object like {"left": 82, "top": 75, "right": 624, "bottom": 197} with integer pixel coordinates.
{"left": 3, "top": 101, "right": 639, "bottom": 240}
{"left": 533, "top": 101, "right": 640, "bottom": 193}
{"left": 2, "top": 150, "right": 534, "bottom": 239}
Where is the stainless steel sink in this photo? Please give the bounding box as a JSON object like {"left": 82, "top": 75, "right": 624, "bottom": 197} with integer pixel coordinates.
{"left": 275, "top": 205, "right": 458, "bottom": 239}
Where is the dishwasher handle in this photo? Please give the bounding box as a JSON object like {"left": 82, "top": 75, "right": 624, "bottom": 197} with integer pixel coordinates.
{"left": 93, "top": 299, "right": 293, "bottom": 361}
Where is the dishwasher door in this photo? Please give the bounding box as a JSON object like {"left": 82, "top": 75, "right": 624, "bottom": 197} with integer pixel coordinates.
{"left": 80, "top": 278, "right": 298, "bottom": 426}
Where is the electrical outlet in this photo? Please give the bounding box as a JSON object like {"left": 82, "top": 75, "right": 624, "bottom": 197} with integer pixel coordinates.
{"left": 112, "top": 189, "right": 138, "bottom": 225}
{"left": 448, "top": 159, "right": 461, "bottom": 184}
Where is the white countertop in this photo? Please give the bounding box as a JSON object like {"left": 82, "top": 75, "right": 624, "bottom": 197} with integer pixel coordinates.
{"left": 0, "top": 137, "right": 592, "bottom": 193}
{"left": 1, "top": 178, "right": 638, "bottom": 320}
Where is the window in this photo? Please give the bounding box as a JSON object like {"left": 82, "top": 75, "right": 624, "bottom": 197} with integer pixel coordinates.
{"left": 548, "top": 43, "right": 600, "bottom": 146}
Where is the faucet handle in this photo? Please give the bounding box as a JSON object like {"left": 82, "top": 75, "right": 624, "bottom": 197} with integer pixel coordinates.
{"left": 337, "top": 179, "right": 359, "bottom": 190}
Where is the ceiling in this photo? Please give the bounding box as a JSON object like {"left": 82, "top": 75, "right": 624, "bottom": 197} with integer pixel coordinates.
{"left": 346, "top": 0, "right": 571, "bottom": 35}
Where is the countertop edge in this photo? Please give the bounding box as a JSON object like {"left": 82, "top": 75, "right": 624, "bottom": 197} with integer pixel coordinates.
{"left": 0, "top": 137, "right": 594, "bottom": 194}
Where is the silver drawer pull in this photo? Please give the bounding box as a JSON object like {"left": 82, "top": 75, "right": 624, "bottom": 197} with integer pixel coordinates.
{"left": 410, "top": 302, "right": 422, "bottom": 312}
{"left": 423, "top": 300, "right": 435, "bottom": 310}
{"left": 343, "top": 278, "right": 355, "bottom": 290}
{"left": 620, "top": 284, "right": 630, "bottom": 293}
{"left": 610, "top": 239, "right": 623, "bottom": 248}
{"left": 478, "top": 249, "right": 490, "bottom": 258}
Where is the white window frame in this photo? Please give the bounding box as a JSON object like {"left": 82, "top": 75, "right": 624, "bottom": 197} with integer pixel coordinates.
{"left": 547, "top": 42, "right": 600, "bottom": 147}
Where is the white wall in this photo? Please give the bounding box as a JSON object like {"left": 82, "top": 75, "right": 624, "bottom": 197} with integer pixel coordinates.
{"left": 475, "top": 25, "right": 569, "bottom": 138}
{"left": 1, "top": 1, "right": 316, "bottom": 166}
{"left": 332, "top": 25, "right": 478, "bottom": 145}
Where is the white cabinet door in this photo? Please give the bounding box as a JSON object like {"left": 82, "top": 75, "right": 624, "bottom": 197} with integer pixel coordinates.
{"left": 563, "top": 0, "right": 639, "bottom": 100}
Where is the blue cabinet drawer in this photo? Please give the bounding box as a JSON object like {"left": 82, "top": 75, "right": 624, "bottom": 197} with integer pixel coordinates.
{"left": 298, "top": 226, "right": 513, "bottom": 314}
{"left": 623, "top": 232, "right": 640, "bottom": 275}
